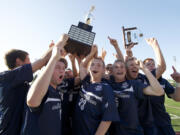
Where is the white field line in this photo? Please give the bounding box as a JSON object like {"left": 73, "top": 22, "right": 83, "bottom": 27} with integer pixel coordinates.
{"left": 165, "top": 104, "right": 180, "bottom": 119}
{"left": 165, "top": 104, "right": 180, "bottom": 110}
{"left": 169, "top": 114, "right": 180, "bottom": 120}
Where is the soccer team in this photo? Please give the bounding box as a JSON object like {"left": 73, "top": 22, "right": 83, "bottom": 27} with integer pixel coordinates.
{"left": 0, "top": 34, "right": 180, "bottom": 135}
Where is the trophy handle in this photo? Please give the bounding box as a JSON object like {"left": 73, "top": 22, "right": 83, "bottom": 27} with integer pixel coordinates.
{"left": 122, "top": 26, "right": 126, "bottom": 47}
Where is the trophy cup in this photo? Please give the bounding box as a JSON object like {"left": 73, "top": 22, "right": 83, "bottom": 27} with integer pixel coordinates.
{"left": 122, "top": 26, "right": 143, "bottom": 47}
{"left": 65, "top": 6, "right": 96, "bottom": 56}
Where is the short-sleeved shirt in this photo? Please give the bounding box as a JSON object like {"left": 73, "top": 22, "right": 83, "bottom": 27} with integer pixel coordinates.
{"left": 108, "top": 79, "right": 146, "bottom": 133}
{"left": 21, "top": 85, "right": 62, "bottom": 135}
{"left": 0, "top": 64, "right": 33, "bottom": 135}
{"left": 72, "top": 78, "right": 119, "bottom": 135}
{"left": 135, "top": 73, "right": 155, "bottom": 126}
{"left": 149, "top": 70, "right": 175, "bottom": 126}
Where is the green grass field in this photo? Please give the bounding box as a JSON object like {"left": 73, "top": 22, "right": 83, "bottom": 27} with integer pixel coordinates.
{"left": 165, "top": 96, "right": 180, "bottom": 131}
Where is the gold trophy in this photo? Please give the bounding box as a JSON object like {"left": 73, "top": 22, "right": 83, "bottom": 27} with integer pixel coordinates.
{"left": 65, "top": 6, "right": 96, "bottom": 56}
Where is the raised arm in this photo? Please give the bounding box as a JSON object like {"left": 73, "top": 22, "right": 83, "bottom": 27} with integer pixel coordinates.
{"left": 170, "top": 66, "right": 180, "bottom": 101}
{"left": 80, "top": 45, "right": 97, "bottom": 80}
{"left": 101, "top": 48, "right": 107, "bottom": 61}
{"left": 31, "top": 44, "right": 54, "bottom": 73}
{"left": 108, "top": 36, "right": 124, "bottom": 62}
{"left": 145, "top": 38, "right": 166, "bottom": 79}
{"left": 27, "top": 34, "right": 68, "bottom": 108}
{"left": 124, "top": 43, "right": 134, "bottom": 61}
{"left": 68, "top": 54, "right": 78, "bottom": 77}
{"left": 138, "top": 60, "right": 164, "bottom": 96}
{"left": 68, "top": 54, "right": 82, "bottom": 86}
{"left": 75, "top": 55, "right": 85, "bottom": 69}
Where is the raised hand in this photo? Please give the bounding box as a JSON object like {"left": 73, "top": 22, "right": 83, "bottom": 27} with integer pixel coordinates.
{"left": 75, "top": 54, "right": 85, "bottom": 66}
{"left": 68, "top": 53, "right": 75, "bottom": 62}
{"left": 90, "top": 45, "right": 98, "bottom": 57}
{"left": 51, "top": 34, "right": 69, "bottom": 60}
{"left": 57, "top": 34, "right": 69, "bottom": 48}
{"left": 51, "top": 42, "right": 62, "bottom": 60}
{"left": 112, "top": 53, "right": 118, "bottom": 59}
{"left": 136, "top": 60, "right": 144, "bottom": 70}
{"left": 60, "top": 48, "right": 67, "bottom": 58}
{"left": 125, "top": 43, "right": 135, "bottom": 50}
{"left": 108, "top": 36, "right": 118, "bottom": 47}
{"left": 108, "top": 36, "right": 124, "bottom": 61}
{"left": 49, "top": 40, "right": 55, "bottom": 48}
{"left": 145, "top": 38, "right": 159, "bottom": 47}
{"left": 101, "top": 48, "right": 107, "bottom": 60}
{"left": 60, "top": 34, "right": 69, "bottom": 43}
{"left": 171, "top": 66, "right": 180, "bottom": 83}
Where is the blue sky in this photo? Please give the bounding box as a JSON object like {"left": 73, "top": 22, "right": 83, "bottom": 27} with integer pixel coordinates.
{"left": 0, "top": 0, "right": 180, "bottom": 79}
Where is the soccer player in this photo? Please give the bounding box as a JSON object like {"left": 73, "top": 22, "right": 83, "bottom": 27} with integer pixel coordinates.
{"left": 108, "top": 59, "right": 164, "bottom": 135}
{"left": 72, "top": 45, "right": 119, "bottom": 135}
{"left": 143, "top": 63, "right": 179, "bottom": 135}
{"left": 20, "top": 34, "right": 69, "bottom": 135}
{"left": 124, "top": 37, "right": 166, "bottom": 135}
{"left": 142, "top": 38, "right": 179, "bottom": 135}
{"left": 58, "top": 53, "right": 83, "bottom": 135}
{"left": 0, "top": 43, "right": 53, "bottom": 135}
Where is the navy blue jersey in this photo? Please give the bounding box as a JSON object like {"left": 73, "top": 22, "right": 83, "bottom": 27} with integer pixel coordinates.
{"left": 21, "top": 85, "right": 62, "bottom": 135}
{"left": 0, "top": 64, "right": 33, "bottom": 135}
{"left": 109, "top": 79, "right": 146, "bottom": 133}
{"left": 150, "top": 76, "right": 175, "bottom": 126}
{"left": 57, "top": 78, "right": 75, "bottom": 135}
{"left": 68, "top": 84, "right": 80, "bottom": 118}
{"left": 135, "top": 73, "right": 155, "bottom": 126}
{"left": 141, "top": 69, "right": 176, "bottom": 135}
{"left": 72, "top": 79, "right": 119, "bottom": 135}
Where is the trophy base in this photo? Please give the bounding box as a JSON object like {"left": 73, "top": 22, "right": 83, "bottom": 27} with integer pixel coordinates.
{"left": 65, "top": 39, "right": 91, "bottom": 56}
{"left": 66, "top": 22, "right": 95, "bottom": 56}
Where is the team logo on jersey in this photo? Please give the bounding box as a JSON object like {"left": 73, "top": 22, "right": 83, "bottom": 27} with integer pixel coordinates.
{"left": 79, "top": 98, "right": 87, "bottom": 110}
{"left": 52, "top": 103, "right": 61, "bottom": 110}
{"left": 122, "top": 82, "right": 129, "bottom": 89}
{"left": 95, "top": 85, "right": 102, "bottom": 91}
